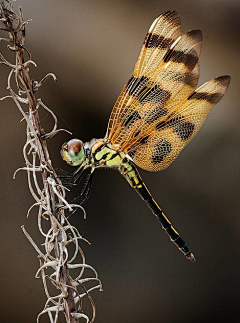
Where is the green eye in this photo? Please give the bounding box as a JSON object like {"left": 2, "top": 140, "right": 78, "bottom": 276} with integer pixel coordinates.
{"left": 61, "top": 139, "right": 86, "bottom": 166}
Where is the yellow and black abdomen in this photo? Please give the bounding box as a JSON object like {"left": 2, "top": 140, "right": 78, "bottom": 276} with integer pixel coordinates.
{"left": 120, "top": 159, "right": 195, "bottom": 262}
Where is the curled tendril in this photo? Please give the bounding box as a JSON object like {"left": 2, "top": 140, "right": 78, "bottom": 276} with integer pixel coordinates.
{"left": 0, "top": 2, "right": 102, "bottom": 322}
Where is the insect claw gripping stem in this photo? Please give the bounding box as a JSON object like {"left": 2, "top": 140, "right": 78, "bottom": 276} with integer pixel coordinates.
{"left": 67, "top": 174, "right": 94, "bottom": 217}
{"left": 70, "top": 172, "right": 94, "bottom": 206}
{"left": 56, "top": 167, "right": 86, "bottom": 186}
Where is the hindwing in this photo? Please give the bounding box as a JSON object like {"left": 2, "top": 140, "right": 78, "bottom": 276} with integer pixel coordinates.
{"left": 127, "top": 76, "right": 230, "bottom": 171}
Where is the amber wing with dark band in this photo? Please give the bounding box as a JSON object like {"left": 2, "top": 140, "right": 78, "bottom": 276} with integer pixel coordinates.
{"left": 128, "top": 75, "right": 230, "bottom": 171}
{"left": 106, "top": 11, "right": 230, "bottom": 172}
{"left": 107, "top": 10, "right": 183, "bottom": 141}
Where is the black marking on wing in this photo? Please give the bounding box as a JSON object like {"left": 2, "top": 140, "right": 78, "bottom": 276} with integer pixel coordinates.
{"left": 188, "top": 91, "right": 222, "bottom": 104}
{"left": 152, "top": 139, "right": 172, "bottom": 164}
{"left": 144, "top": 106, "right": 168, "bottom": 124}
{"left": 173, "top": 119, "right": 195, "bottom": 140}
{"left": 144, "top": 32, "right": 173, "bottom": 49}
{"left": 128, "top": 135, "right": 149, "bottom": 158}
{"left": 163, "top": 49, "right": 198, "bottom": 70}
{"left": 133, "top": 129, "right": 142, "bottom": 137}
{"left": 123, "top": 109, "right": 142, "bottom": 127}
{"left": 155, "top": 113, "right": 173, "bottom": 130}
{"left": 139, "top": 135, "right": 150, "bottom": 145}
{"left": 155, "top": 114, "right": 195, "bottom": 140}
{"left": 126, "top": 76, "right": 149, "bottom": 97}
{"left": 138, "top": 84, "right": 171, "bottom": 105}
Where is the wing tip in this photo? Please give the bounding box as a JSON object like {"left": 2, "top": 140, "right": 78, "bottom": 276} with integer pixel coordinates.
{"left": 161, "top": 10, "right": 179, "bottom": 17}
{"left": 186, "top": 29, "right": 203, "bottom": 42}
{"left": 215, "top": 75, "right": 231, "bottom": 88}
{"left": 153, "top": 10, "right": 181, "bottom": 27}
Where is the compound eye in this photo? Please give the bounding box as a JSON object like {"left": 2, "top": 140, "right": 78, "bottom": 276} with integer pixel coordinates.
{"left": 67, "top": 139, "right": 83, "bottom": 154}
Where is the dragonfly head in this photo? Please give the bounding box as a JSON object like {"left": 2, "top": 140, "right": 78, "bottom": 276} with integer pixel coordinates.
{"left": 61, "top": 138, "right": 86, "bottom": 166}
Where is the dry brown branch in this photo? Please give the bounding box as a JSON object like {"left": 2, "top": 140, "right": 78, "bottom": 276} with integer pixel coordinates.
{"left": 0, "top": 1, "right": 102, "bottom": 322}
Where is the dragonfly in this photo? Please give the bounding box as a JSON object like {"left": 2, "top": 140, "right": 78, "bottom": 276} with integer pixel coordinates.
{"left": 61, "top": 10, "right": 230, "bottom": 262}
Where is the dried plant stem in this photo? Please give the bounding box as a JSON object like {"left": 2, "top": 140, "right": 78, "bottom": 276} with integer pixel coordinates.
{"left": 0, "top": 2, "right": 102, "bottom": 322}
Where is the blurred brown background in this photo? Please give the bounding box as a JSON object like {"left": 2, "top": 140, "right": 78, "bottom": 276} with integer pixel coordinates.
{"left": 0, "top": 0, "right": 239, "bottom": 322}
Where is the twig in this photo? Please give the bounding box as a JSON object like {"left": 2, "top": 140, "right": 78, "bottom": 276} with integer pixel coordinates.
{"left": 0, "top": 2, "right": 102, "bottom": 322}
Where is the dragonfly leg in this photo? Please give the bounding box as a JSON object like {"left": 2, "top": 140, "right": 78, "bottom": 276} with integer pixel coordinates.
{"left": 57, "top": 167, "right": 86, "bottom": 187}
{"left": 120, "top": 161, "right": 195, "bottom": 262}
{"left": 70, "top": 172, "right": 94, "bottom": 206}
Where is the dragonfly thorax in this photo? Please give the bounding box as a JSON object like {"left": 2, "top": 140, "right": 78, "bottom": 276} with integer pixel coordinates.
{"left": 90, "top": 139, "right": 125, "bottom": 168}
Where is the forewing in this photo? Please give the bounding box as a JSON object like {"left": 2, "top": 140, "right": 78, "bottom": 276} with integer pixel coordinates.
{"left": 107, "top": 10, "right": 182, "bottom": 140}
{"left": 127, "top": 75, "right": 230, "bottom": 171}
{"left": 107, "top": 29, "right": 202, "bottom": 146}
{"left": 133, "top": 10, "right": 182, "bottom": 78}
